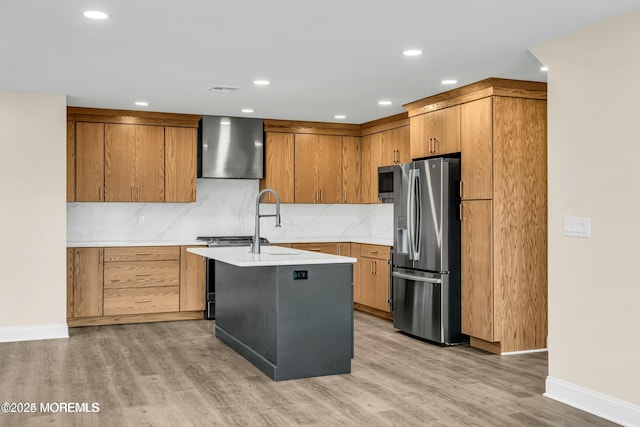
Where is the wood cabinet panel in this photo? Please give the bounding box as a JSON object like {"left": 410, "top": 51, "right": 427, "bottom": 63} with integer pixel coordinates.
{"left": 493, "top": 97, "right": 547, "bottom": 352}
{"left": 165, "top": 127, "right": 196, "bottom": 202}
{"left": 261, "top": 132, "right": 295, "bottom": 203}
{"left": 359, "top": 244, "right": 390, "bottom": 259}
{"left": 294, "top": 134, "right": 318, "bottom": 203}
{"left": 105, "top": 124, "right": 164, "bottom": 202}
{"left": 66, "top": 248, "right": 74, "bottom": 318}
{"left": 391, "top": 126, "right": 411, "bottom": 164}
{"left": 67, "top": 121, "right": 76, "bottom": 201}
{"left": 291, "top": 242, "right": 339, "bottom": 255}
{"left": 361, "top": 133, "right": 384, "bottom": 204}
{"left": 104, "top": 246, "right": 180, "bottom": 262}
{"left": 75, "top": 122, "right": 105, "bottom": 201}
{"left": 180, "top": 246, "right": 206, "bottom": 312}
{"left": 461, "top": 200, "right": 495, "bottom": 342}
{"left": 359, "top": 256, "right": 390, "bottom": 312}
{"left": 317, "top": 135, "right": 342, "bottom": 203}
{"left": 410, "top": 106, "right": 460, "bottom": 159}
{"left": 337, "top": 242, "right": 351, "bottom": 257}
{"left": 351, "top": 243, "right": 362, "bottom": 304}
{"left": 104, "top": 286, "right": 179, "bottom": 316}
{"left": 341, "top": 137, "right": 361, "bottom": 203}
{"left": 461, "top": 98, "right": 493, "bottom": 200}
{"left": 72, "top": 247, "right": 104, "bottom": 318}
{"left": 103, "top": 261, "right": 180, "bottom": 289}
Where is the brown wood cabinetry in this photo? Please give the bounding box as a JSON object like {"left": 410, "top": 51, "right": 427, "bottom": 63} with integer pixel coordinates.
{"left": 291, "top": 242, "right": 339, "bottom": 255}
{"left": 260, "top": 132, "right": 295, "bottom": 203}
{"left": 165, "top": 127, "right": 197, "bottom": 202}
{"left": 294, "top": 134, "right": 342, "bottom": 204}
{"left": 405, "top": 79, "right": 548, "bottom": 353}
{"left": 75, "top": 122, "right": 105, "bottom": 201}
{"left": 361, "top": 114, "right": 410, "bottom": 204}
{"left": 341, "top": 137, "right": 362, "bottom": 203}
{"left": 180, "top": 246, "right": 206, "bottom": 311}
{"left": 66, "top": 108, "right": 200, "bottom": 203}
{"left": 352, "top": 243, "right": 392, "bottom": 319}
{"left": 67, "top": 244, "right": 205, "bottom": 327}
{"left": 410, "top": 105, "right": 460, "bottom": 159}
{"left": 67, "top": 247, "right": 104, "bottom": 318}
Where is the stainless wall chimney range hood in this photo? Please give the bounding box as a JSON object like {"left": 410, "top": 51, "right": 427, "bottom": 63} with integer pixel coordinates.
{"left": 197, "top": 116, "right": 264, "bottom": 179}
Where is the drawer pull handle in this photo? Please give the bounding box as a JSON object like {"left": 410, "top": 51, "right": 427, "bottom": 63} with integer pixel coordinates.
{"left": 135, "top": 273, "right": 151, "bottom": 277}
{"left": 135, "top": 299, "right": 151, "bottom": 303}
{"left": 136, "top": 253, "right": 151, "bottom": 255}
{"left": 370, "top": 251, "right": 378, "bottom": 254}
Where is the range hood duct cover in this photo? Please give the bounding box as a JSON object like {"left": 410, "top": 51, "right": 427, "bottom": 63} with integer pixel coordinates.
{"left": 197, "top": 116, "right": 264, "bottom": 179}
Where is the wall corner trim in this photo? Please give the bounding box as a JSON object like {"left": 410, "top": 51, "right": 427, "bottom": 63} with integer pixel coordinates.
{"left": 0, "top": 323, "right": 69, "bottom": 343}
{"left": 544, "top": 376, "right": 640, "bottom": 427}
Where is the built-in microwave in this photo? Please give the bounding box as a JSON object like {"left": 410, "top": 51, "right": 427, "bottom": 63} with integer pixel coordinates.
{"left": 377, "top": 165, "right": 396, "bottom": 202}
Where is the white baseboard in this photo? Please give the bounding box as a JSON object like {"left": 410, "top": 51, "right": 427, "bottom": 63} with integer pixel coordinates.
{"left": 545, "top": 376, "right": 640, "bottom": 427}
{"left": 501, "top": 348, "right": 548, "bottom": 355}
{"left": 0, "top": 323, "right": 69, "bottom": 343}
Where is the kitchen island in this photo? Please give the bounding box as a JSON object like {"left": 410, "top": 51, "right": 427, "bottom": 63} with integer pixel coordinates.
{"left": 187, "top": 245, "right": 357, "bottom": 381}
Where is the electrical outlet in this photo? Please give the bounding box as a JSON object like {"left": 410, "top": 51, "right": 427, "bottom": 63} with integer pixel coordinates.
{"left": 563, "top": 217, "right": 590, "bottom": 238}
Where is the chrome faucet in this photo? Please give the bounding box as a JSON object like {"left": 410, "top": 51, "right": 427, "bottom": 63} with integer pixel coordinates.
{"left": 253, "top": 189, "right": 281, "bottom": 254}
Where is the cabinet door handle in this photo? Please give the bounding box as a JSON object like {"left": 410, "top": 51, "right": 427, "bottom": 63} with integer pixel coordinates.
{"left": 370, "top": 260, "right": 373, "bottom": 275}
{"left": 315, "top": 190, "right": 318, "bottom": 203}
{"left": 374, "top": 261, "right": 377, "bottom": 275}
{"left": 459, "top": 204, "right": 464, "bottom": 221}
{"left": 135, "top": 299, "right": 151, "bottom": 303}
{"left": 433, "top": 137, "right": 437, "bottom": 153}
{"left": 320, "top": 189, "right": 323, "bottom": 202}
{"left": 428, "top": 138, "right": 433, "bottom": 153}
{"left": 344, "top": 190, "right": 347, "bottom": 204}
{"left": 459, "top": 181, "right": 463, "bottom": 199}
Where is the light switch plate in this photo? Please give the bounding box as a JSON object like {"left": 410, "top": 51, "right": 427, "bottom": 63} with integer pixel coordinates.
{"left": 563, "top": 216, "right": 590, "bottom": 238}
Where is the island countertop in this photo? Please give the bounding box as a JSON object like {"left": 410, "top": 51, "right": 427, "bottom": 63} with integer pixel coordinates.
{"left": 187, "top": 245, "right": 357, "bottom": 267}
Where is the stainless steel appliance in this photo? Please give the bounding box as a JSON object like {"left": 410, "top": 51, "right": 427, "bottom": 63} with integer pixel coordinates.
{"left": 196, "top": 236, "right": 270, "bottom": 319}
{"left": 384, "top": 157, "right": 466, "bottom": 344}
{"left": 197, "top": 116, "right": 264, "bottom": 179}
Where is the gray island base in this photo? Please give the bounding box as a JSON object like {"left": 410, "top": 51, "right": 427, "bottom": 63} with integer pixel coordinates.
{"left": 215, "top": 261, "right": 354, "bottom": 381}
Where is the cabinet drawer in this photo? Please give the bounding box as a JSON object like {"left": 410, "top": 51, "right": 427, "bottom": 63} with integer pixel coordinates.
{"left": 358, "top": 244, "right": 390, "bottom": 259}
{"left": 291, "top": 242, "right": 339, "bottom": 255}
{"left": 104, "top": 286, "right": 179, "bottom": 316}
{"left": 104, "top": 246, "right": 180, "bottom": 262}
{"left": 104, "top": 261, "right": 179, "bottom": 289}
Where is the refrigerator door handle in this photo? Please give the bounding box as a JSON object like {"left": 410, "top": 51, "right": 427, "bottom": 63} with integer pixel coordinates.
{"left": 407, "top": 168, "right": 416, "bottom": 261}
{"left": 392, "top": 271, "right": 442, "bottom": 284}
{"left": 414, "top": 172, "right": 422, "bottom": 261}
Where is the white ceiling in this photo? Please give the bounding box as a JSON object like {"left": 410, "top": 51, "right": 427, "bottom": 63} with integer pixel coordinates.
{"left": 2, "top": 1, "right": 640, "bottom": 123}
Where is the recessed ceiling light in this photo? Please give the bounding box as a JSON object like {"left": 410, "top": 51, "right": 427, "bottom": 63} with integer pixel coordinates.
{"left": 441, "top": 79, "right": 458, "bottom": 85}
{"left": 378, "top": 100, "right": 392, "bottom": 106}
{"left": 403, "top": 49, "right": 422, "bottom": 56}
{"left": 241, "top": 108, "right": 254, "bottom": 113}
{"left": 83, "top": 10, "right": 109, "bottom": 20}
{"left": 253, "top": 80, "right": 270, "bottom": 86}
{"left": 135, "top": 101, "right": 148, "bottom": 106}
{"left": 540, "top": 66, "right": 549, "bottom": 72}
{"left": 334, "top": 115, "right": 346, "bottom": 119}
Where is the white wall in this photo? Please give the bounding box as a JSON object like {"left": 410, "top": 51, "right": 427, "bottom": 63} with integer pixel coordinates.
{"left": 532, "top": 9, "right": 640, "bottom": 424}
{"left": 0, "top": 92, "right": 68, "bottom": 342}
{"left": 67, "top": 179, "right": 393, "bottom": 242}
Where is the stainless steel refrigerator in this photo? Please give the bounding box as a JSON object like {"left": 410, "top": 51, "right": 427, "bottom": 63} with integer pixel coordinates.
{"left": 387, "top": 157, "right": 466, "bottom": 344}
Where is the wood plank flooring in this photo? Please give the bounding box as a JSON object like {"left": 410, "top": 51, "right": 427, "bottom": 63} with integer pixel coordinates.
{"left": 0, "top": 313, "right": 613, "bottom": 426}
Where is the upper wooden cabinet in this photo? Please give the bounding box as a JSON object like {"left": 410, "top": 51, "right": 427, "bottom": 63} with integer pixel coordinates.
{"left": 75, "top": 122, "right": 105, "bottom": 202}
{"left": 105, "top": 124, "right": 165, "bottom": 202}
{"left": 260, "top": 132, "right": 295, "bottom": 203}
{"left": 67, "top": 108, "right": 200, "bottom": 203}
{"left": 460, "top": 98, "right": 493, "bottom": 200}
{"left": 361, "top": 114, "right": 410, "bottom": 204}
{"left": 410, "top": 105, "right": 460, "bottom": 159}
{"left": 165, "top": 127, "right": 197, "bottom": 202}
{"left": 295, "top": 134, "right": 342, "bottom": 204}
{"left": 341, "top": 136, "right": 362, "bottom": 203}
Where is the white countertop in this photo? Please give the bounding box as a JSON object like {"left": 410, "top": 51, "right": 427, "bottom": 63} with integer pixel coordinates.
{"left": 67, "top": 240, "right": 206, "bottom": 248}
{"left": 67, "top": 237, "right": 392, "bottom": 248}
{"left": 268, "top": 237, "right": 393, "bottom": 246}
{"left": 188, "top": 245, "right": 357, "bottom": 267}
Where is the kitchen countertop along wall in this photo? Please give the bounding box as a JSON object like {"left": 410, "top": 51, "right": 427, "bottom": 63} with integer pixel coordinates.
{"left": 67, "top": 179, "right": 393, "bottom": 245}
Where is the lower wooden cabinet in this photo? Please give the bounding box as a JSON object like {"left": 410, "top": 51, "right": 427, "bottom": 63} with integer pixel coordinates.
{"left": 67, "top": 245, "right": 206, "bottom": 327}
{"left": 353, "top": 244, "right": 391, "bottom": 318}
{"left": 291, "top": 242, "right": 340, "bottom": 255}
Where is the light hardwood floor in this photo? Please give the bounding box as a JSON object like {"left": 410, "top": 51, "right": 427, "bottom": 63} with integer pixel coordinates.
{"left": 0, "top": 313, "right": 612, "bottom": 426}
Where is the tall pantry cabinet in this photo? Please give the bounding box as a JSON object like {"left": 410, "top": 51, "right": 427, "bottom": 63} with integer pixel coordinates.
{"left": 405, "top": 78, "right": 548, "bottom": 354}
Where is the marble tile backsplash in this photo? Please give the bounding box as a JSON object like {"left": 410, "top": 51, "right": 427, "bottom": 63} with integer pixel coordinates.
{"left": 67, "top": 179, "right": 393, "bottom": 242}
